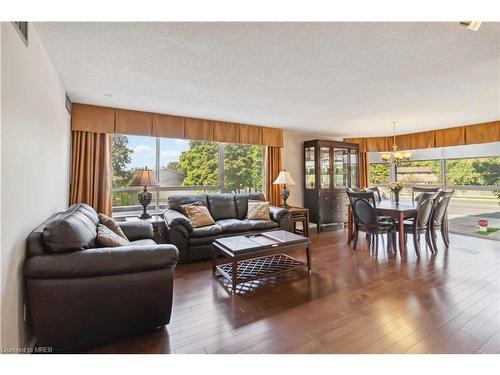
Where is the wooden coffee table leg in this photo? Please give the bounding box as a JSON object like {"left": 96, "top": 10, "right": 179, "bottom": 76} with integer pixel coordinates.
{"left": 231, "top": 259, "right": 237, "bottom": 295}
{"left": 306, "top": 244, "right": 312, "bottom": 275}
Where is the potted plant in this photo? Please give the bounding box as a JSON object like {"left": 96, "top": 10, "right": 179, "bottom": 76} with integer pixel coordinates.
{"left": 388, "top": 182, "right": 404, "bottom": 205}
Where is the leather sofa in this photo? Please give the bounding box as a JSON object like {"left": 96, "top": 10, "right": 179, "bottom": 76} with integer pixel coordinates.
{"left": 24, "top": 203, "right": 179, "bottom": 352}
{"left": 163, "top": 193, "right": 290, "bottom": 262}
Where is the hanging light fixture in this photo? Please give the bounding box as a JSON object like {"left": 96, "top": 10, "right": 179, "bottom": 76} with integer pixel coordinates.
{"left": 379, "top": 121, "right": 412, "bottom": 166}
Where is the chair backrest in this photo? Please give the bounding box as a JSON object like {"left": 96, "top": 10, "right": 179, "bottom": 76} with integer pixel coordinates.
{"left": 432, "top": 190, "right": 455, "bottom": 226}
{"left": 346, "top": 190, "right": 377, "bottom": 208}
{"left": 352, "top": 198, "right": 378, "bottom": 226}
{"left": 366, "top": 186, "right": 382, "bottom": 202}
{"left": 412, "top": 186, "right": 441, "bottom": 202}
{"left": 414, "top": 192, "right": 439, "bottom": 229}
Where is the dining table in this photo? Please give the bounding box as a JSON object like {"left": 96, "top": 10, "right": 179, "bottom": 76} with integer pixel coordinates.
{"left": 347, "top": 200, "right": 417, "bottom": 257}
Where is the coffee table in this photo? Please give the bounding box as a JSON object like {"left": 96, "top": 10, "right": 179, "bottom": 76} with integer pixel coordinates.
{"left": 212, "top": 230, "right": 311, "bottom": 294}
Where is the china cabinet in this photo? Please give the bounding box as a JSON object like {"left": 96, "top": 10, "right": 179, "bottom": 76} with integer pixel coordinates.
{"left": 303, "top": 140, "right": 359, "bottom": 233}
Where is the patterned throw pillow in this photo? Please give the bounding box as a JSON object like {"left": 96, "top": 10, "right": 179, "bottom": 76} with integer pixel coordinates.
{"left": 98, "top": 213, "right": 128, "bottom": 240}
{"left": 247, "top": 200, "right": 270, "bottom": 220}
{"left": 185, "top": 205, "right": 215, "bottom": 228}
{"left": 97, "top": 224, "right": 131, "bottom": 247}
{"left": 179, "top": 201, "right": 204, "bottom": 216}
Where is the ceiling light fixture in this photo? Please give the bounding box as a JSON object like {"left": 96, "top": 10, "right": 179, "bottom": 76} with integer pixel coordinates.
{"left": 460, "top": 21, "right": 482, "bottom": 31}
{"left": 379, "top": 121, "right": 412, "bottom": 167}
{"left": 104, "top": 93, "right": 114, "bottom": 98}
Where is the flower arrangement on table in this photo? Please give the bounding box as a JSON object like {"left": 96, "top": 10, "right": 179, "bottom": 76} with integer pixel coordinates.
{"left": 388, "top": 182, "right": 404, "bottom": 205}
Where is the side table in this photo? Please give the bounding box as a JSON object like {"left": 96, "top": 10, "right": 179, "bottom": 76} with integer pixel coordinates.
{"left": 289, "top": 206, "right": 310, "bottom": 237}
{"left": 125, "top": 215, "right": 166, "bottom": 243}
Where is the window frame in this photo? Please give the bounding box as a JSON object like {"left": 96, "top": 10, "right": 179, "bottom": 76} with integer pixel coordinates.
{"left": 111, "top": 134, "right": 264, "bottom": 215}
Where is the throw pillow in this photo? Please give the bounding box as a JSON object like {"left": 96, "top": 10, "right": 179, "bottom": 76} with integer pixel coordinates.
{"left": 98, "top": 213, "right": 128, "bottom": 240}
{"left": 247, "top": 200, "right": 270, "bottom": 220}
{"left": 97, "top": 224, "right": 131, "bottom": 247}
{"left": 185, "top": 205, "right": 215, "bottom": 228}
{"left": 179, "top": 201, "right": 204, "bottom": 216}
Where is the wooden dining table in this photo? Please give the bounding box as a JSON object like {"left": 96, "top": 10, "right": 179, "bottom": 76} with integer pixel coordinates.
{"left": 347, "top": 200, "right": 417, "bottom": 257}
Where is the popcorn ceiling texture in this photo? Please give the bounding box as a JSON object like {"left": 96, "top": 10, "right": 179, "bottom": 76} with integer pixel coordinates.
{"left": 35, "top": 22, "right": 500, "bottom": 137}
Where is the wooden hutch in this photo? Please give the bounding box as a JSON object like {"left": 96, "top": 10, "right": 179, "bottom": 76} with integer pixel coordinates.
{"left": 303, "top": 140, "right": 359, "bottom": 233}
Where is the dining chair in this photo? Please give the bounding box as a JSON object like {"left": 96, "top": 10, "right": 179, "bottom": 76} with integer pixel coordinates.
{"left": 404, "top": 192, "right": 439, "bottom": 256}
{"left": 411, "top": 186, "right": 441, "bottom": 203}
{"left": 429, "top": 190, "right": 455, "bottom": 252}
{"left": 347, "top": 192, "right": 397, "bottom": 254}
{"left": 366, "top": 186, "right": 383, "bottom": 202}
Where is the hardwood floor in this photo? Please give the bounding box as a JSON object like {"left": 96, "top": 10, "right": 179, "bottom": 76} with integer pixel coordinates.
{"left": 87, "top": 228, "right": 500, "bottom": 354}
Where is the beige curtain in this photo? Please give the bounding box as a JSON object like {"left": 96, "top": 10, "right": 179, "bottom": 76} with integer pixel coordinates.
{"left": 265, "top": 146, "right": 283, "bottom": 206}
{"left": 70, "top": 130, "right": 112, "bottom": 215}
{"left": 359, "top": 152, "right": 369, "bottom": 188}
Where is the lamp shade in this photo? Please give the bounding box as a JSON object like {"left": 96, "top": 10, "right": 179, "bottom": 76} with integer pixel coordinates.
{"left": 273, "top": 170, "right": 296, "bottom": 185}
{"left": 130, "top": 166, "right": 157, "bottom": 187}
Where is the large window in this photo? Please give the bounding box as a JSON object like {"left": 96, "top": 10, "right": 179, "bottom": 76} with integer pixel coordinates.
{"left": 112, "top": 135, "right": 264, "bottom": 214}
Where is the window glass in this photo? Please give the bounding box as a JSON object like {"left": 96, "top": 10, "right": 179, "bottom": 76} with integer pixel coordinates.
{"left": 368, "top": 163, "right": 391, "bottom": 185}
{"left": 446, "top": 157, "right": 500, "bottom": 186}
{"left": 112, "top": 135, "right": 156, "bottom": 208}
{"left": 223, "top": 143, "right": 263, "bottom": 193}
{"left": 396, "top": 160, "right": 442, "bottom": 186}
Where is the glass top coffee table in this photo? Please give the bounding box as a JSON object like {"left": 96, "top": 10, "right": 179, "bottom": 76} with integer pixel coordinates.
{"left": 212, "top": 230, "right": 311, "bottom": 294}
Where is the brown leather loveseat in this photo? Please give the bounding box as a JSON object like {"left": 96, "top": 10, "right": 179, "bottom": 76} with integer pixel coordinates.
{"left": 24, "top": 203, "right": 178, "bottom": 352}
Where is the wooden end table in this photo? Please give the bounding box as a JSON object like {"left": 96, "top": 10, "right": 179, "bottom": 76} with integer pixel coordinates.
{"left": 289, "top": 206, "right": 310, "bottom": 237}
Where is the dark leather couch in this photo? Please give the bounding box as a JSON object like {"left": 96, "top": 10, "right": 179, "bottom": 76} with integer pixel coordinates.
{"left": 163, "top": 193, "right": 290, "bottom": 262}
{"left": 24, "top": 203, "right": 179, "bottom": 352}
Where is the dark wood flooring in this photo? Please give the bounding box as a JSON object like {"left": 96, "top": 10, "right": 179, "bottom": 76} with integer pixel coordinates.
{"left": 87, "top": 228, "right": 500, "bottom": 354}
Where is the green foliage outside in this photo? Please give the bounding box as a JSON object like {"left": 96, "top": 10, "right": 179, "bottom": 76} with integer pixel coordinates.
{"left": 112, "top": 135, "right": 137, "bottom": 206}
{"left": 178, "top": 141, "right": 219, "bottom": 186}
{"left": 368, "top": 163, "right": 390, "bottom": 184}
{"left": 222, "top": 143, "right": 263, "bottom": 193}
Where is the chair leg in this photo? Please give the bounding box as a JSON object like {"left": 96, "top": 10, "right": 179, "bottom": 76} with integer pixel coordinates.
{"left": 353, "top": 228, "right": 359, "bottom": 250}
{"left": 375, "top": 234, "right": 379, "bottom": 253}
{"left": 430, "top": 229, "right": 438, "bottom": 253}
{"left": 425, "top": 230, "right": 434, "bottom": 253}
{"left": 442, "top": 227, "right": 450, "bottom": 248}
{"left": 413, "top": 233, "right": 421, "bottom": 257}
{"left": 386, "top": 232, "right": 392, "bottom": 252}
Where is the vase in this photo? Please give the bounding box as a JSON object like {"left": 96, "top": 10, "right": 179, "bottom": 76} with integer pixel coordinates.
{"left": 394, "top": 190, "right": 400, "bottom": 205}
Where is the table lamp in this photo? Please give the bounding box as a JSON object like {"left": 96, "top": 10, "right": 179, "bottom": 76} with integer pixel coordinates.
{"left": 273, "top": 169, "right": 296, "bottom": 208}
{"left": 130, "top": 166, "right": 157, "bottom": 219}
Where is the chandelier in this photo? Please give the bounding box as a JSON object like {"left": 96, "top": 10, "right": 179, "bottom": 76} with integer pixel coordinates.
{"left": 379, "top": 121, "right": 412, "bottom": 166}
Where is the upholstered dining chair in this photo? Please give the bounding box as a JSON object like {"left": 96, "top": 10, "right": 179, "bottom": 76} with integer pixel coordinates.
{"left": 347, "top": 191, "right": 397, "bottom": 254}
{"left": 404, "top": 192, "right": 440, "bottom": 256}
{"left": 429, "top": 190, "right": 455, "bottom": 252}
{"left": 411, "top": 186, "right": 441, "bottom": 203}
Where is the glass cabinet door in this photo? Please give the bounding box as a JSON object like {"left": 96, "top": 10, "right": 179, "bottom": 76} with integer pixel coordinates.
{"left": 333, "top": 148, "right": 348, "bottom": 188}
{"left": 349, "top": 149, "right": 358, "bottom": 187}
{"left": 320, "top": 147, "right": 331, "bottom": 189}
{"left": 304, "top": 146, "right": 315, "bottom": 189}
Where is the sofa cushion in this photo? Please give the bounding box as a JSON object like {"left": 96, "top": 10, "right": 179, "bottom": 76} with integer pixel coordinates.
{"left": 130, "top": 239, "right": 157, "bottom": 246}
{"left": 99, "top": 213, "right": 128, "bottom": 240}
{"left": 246, "top": 219, "right": 279, "bottom": 230}
{"left": 207, "top": 194, "right": 238, "bottom": 221}
{"left": 216, "top": 219, "right": 252, "bottom": 233}
{"left": 247, "top": 200, "right": 271, "bottom": 220}
{"left": 185, "top": 205, "right": 216, "bottom": 228}
{"left": 43, "top": 206, "right": 98, "bottom": 253}
{"left": 191, "top": 223, "right": 223, "bottom": 238}
{"left": 97, "top": 224, "right": 131, "bottom": 247}
{"left": 70, "top": 203, "right": 99, "bottom": 226}
{"left": 179, "top": 200, "right": 203, "bottom": 216}
{"left": 235, "top": 193, "right": 265, "bottom": 219}
{"left": 167, "top": 194, "right": 208, "bottom": 212}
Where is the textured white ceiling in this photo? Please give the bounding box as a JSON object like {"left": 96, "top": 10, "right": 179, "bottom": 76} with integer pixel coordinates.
{"left": 34, "top": 22, "right": 500, "bottom": 137}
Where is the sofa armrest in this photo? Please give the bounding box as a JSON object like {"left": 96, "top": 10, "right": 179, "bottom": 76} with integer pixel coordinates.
{"left": 118, "top": 221, "right": 154, "bottom": 241}
{"left": 25, "top": 245, "right": 179, "bottom": 279}
{"left": 269, "top": 206, "right": 289, "bottom": 222}
{"left": 163, "top": 209, "right": 193, "bottom": 232}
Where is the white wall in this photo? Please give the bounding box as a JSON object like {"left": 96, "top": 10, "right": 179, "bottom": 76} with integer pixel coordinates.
{"left": 1, "top": 23, "right": 70, "bottom": 351}
{"left": 282, "top": 130, "right": 339, "bottom": 207}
